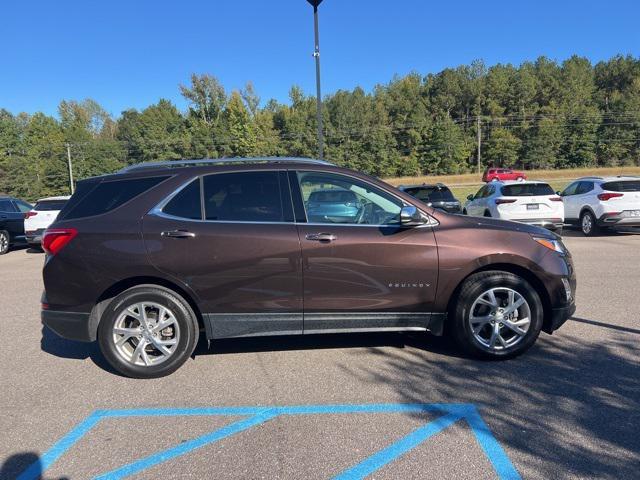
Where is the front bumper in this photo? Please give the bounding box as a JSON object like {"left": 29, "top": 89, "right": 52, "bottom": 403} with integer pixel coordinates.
{"left": 42, "top": 309, "right": 93, "bottom": 342}
{"left": 544, "top": 302, "right": 576, "bottom": 334}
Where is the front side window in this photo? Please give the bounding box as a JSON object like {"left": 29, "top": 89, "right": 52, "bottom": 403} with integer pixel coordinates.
{"left": 561, "top": 182, "right": 579, "bottom": 197}
{"left": 576, "top": 181, "right": 594, "bottom": 195}
{"left": 203, "top": 171, "right": 285, "bottom": 222}
{"left": 473, "top": 186, "right": 487, "bottom": 200}
{"left": 297, "top": 171, "right": 402, "bottom": 225}
{"left": 0, "top": 200, "right": 16, "bottom": 212}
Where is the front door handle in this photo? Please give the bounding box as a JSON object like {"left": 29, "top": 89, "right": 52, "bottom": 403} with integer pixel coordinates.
{"left": 161, "top": 230, "right": 196, "bottom": 239}
{"left": 305, "top": 233, "right": 337, "bottom": 242}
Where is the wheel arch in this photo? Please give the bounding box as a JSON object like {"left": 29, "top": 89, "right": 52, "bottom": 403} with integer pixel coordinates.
{"left": 88, "top": 276, "right": 205, "bottom": 341}
{"left": 446, "top": 263, "right": 553, "bottom": 333}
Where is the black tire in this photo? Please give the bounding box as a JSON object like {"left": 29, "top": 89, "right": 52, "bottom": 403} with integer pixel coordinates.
{"left": 462, "top": 209, "right": 468, "bottom": 215}
{"left": 0, "top": 230, "right": 9, "bottom": 255}
{"left": 450, "top": 271, "right": 543, "bottom": 360}
{"left": 98, "top": 285, "right": 199, "bottom": 378}
{"left": 484, "top": 210, "right": 491, "bottom": 217}
{"left": 580, "top": 210, "right": 600, "bottom": 237}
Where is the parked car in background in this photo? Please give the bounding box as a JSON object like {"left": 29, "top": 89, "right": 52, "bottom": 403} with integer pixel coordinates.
{"left": 0, "top": 195, "right": 33, "bottom": 254}
{"left": 24, "top": 196, "right": 70, "bottom": 246}
{"left": 398, "top": 183, "right": 461, "bottom": 213}
{"left": 482, "top": 168, "right": 527, "bottom": 182}
{"left": 560, "top": 176, "right": 640, "bottom": 236}
{"left": 464, "top": 181, "right": 564, "bottom": 231}
{"left": 41, "top": 157, "right": 575, "bottom": 378}
{"left": 305, "top": 189, "right": 361, "bottom": 223}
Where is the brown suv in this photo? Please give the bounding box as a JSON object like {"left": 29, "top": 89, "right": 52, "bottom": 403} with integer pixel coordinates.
{"left": 41, "top": 158, "right": 576, "bottom": 378}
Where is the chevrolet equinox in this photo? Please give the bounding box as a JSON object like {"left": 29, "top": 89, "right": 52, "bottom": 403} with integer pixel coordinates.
{"left": 41, "top": 158, "right": 576, "bottom": 378}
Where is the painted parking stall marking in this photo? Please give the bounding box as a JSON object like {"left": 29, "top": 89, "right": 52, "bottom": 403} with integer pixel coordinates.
{"left": 18, "top": 403, "right": 521, "bottom": 480}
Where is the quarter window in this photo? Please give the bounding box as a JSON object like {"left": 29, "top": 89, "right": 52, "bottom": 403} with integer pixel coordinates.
{"left": 297, "top": 171, "right": 402, "bottom": 225}
{"left": 203, "top": 171, "right": 285, "bottom": 222}
{"left": 163, "top": 179, "right": 202, "bottom": 220}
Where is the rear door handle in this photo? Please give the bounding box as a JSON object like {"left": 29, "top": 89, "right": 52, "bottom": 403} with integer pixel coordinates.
{"left": 161, "top": 230, "right": 196, "bottom": 239}
{"left": 305, "top": 233, "right": 337, "bottom": 242}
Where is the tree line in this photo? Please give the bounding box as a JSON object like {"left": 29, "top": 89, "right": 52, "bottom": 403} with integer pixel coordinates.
{"left": 1, "top": 54, "right": 639, "bottom": 200}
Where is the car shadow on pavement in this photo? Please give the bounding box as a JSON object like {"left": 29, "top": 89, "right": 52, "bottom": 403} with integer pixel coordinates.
{"left": 196, "top": 331, "right": 466, "bottom": 359}
{"left": 0, "top": 452, "right": 68, "bottom": 480}
{"left": 40, "top": 326, "right": 122, "bottom": 376}
{"left": 337, "top": 326, "right": 640, "bottom": 479}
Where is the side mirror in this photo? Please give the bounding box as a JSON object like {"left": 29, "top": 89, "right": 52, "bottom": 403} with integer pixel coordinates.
{"left": 466, "top": 194, "right": 474, "bottom": 201}
{"left": 400, "top": 205, "right": 426, "bottom": 226}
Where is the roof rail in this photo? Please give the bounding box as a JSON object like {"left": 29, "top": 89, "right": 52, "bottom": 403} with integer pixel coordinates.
{"left": 576, "top": 176, "right": 603, "bottom": 180}
{"left": 118, "top": 157, "right": 334, "bottom": 173}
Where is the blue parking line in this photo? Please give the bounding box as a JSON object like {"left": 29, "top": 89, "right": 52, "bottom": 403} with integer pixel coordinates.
{"left": 94, "top": 409, "right": 278, "bottom": 480}
{"left": 17, "top": 412, "right": 102, "bottom": 480}
{"left": 18, "top": 403, "right": 521, "bottom": 480}
{"left": 332, "top": 411, "right": 463, "bottom": 480}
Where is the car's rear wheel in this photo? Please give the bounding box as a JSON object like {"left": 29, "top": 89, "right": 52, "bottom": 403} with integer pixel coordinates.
{"left": 0, "top": 231, "right": 9, "bottom": 255}
{"left": 451, "top": 271, "right": 543, "bottom": 359}
{"left": 580, "top": 211, "right": 599, "bottom": 236}
{"left": 98, "top": 285, "right": 199, "bottom": 378}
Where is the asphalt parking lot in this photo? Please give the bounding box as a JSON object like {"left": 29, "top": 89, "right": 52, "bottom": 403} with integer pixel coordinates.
{"left": 1, "top": 230, "right": 639, "bottom": 480}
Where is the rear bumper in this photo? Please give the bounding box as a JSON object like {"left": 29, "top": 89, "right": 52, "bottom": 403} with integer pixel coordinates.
{"left": 597, "top": 213, "right": 640, "bottom": 229}
{"left": 509, "top": 218, "right": 564, "bottom": 231}
{"left": 25, "top": 229, "right": 45, "bottom": 245}
{"left": 544, "top": 302, "right": 576, "bottom": 334}
{"left": 42, "top": 309, "right": 93, "bottom": 342}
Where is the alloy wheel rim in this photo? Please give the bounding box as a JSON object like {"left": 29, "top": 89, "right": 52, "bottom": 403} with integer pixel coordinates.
{"left": 582, "top": 214, "right": 592, "bottom": 233}
{"left": 112, "top": 302, "right": 180, "bottom": 366}
{"left": 468, "top": 287, "right": 531, "bottom": 351}
{"left": 0, "top": 233, "right": 8, "bottom": 252}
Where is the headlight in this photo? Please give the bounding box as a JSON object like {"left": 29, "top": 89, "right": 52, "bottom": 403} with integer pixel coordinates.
{"left": 532, "top": 236, "right": 566, "bottom": 254}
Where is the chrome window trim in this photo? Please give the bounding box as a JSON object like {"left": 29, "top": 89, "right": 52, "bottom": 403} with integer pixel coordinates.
{"left": 149, "top": 171, "right": 439, "bottom": 228}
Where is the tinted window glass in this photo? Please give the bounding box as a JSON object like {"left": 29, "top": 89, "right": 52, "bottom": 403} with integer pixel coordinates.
{"left": 576, "top": 181, "right": 594, "bottom": 195}
{"left": 602, "top": 181, "right": 640, "bottom": 192}
{"left": 163, "top": 179, "right": 202, "bottom": 220}
{"left": 15, "top": 200, "right": 33, "bottom": 212}
{"left": 501, "top": 183, "right": 554, "bottom": 196}
{"left": 34, "top": 200, "right": 68, "bottom": 211}
{"left": 60, "top": 176, "right": 168, "bottom": 220}
{"left": 203, "top": 172, "right": 284, "bottom": 222}
{"left": 404, "top": 186, "right": 454, "bottom": 202}
{"left": 473, "top": 186, "right": 487, "bottom": 199}
{"left": 0, "top": 200, "right": 16, "bottom": 212}
{"left": 561, "top": 182, "right": 579, "bottom": 196}
{"left": 298, "top": 171, "right": 402, "bottom": 225}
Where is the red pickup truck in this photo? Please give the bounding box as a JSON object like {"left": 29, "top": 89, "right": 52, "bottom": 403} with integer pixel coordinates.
{"left": 482, "top": 168, "right": 527, "bottom": 182}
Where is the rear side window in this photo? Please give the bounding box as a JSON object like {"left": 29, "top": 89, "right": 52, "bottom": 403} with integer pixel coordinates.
{"left": 501, "top": 183, "right": 554, "bottom": 196}
{"left": 0, "top": 200, "right": 16, "bottom": 212}
{"left": 59, "top": 176, "right": 168, "bottom": 220}
{"left": 203, "top": 171, "right": 285, "bottom": 222}
{"left": 602, "top": 181, "right": 640, "bottom": 192}
{"left": 576, "top": 181, "right": 594, "bottom": 195}
{"left": 34, "top": 200, "right": 68, "bottom": 211}
{"left": 163, "top": 179, "right": 202, "bottom": 220}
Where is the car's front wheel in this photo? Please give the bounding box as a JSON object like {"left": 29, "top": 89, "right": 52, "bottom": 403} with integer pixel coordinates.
{"left": 580, "top": 211, "right": 600, "bottom": 236}
{"left": 451, "top": 271, "right": 543, "bottom": 359}
{"left": 98, "top": 285, "right": 199, "bottom": 378}
{"left": 0, "top": 230, "right": 9, "bottom": 255}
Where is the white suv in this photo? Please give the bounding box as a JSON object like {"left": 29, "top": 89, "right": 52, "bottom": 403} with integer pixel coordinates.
{"left": 24, "top": 196, "right": 70, "bottom": 246}
{"left": 560, "top": 176, "right": 640, "bottom": 236}
{"left": 464, "top": 181, "right": 564, "bottom": 231}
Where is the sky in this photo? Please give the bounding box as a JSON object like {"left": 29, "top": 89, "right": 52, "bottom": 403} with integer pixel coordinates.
{"left": 2, "top": 0, "right": 639, "bottom": 117}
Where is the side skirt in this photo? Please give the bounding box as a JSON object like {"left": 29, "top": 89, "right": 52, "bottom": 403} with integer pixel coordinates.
{"left": 203, "top": 312, "right": 446, "bottom": 340}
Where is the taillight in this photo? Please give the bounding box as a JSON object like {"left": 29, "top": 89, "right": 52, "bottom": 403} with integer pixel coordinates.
{"left": 42, "top": 228, "right": 77, "bottom": 255}
{"left": 550, "top": 196, "right": 563, "bottom": 202}
{"left": 597, "top": 193, "right": 624, "bottom": 201}
{"left": 24, "top": 211, "right": 38, "bottom": 219}
{"left": 495, "top": 198, "right": 517, "bottom": 205}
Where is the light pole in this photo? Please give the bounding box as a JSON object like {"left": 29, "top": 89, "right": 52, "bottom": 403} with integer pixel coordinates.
{"left": 307, "top": 0, "right": 324, "bottom": 159}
